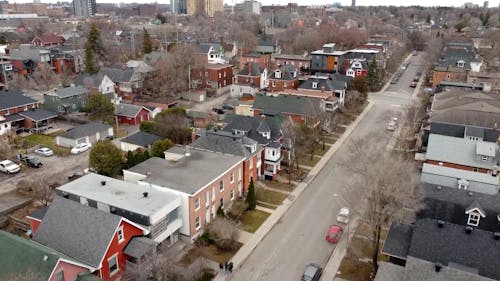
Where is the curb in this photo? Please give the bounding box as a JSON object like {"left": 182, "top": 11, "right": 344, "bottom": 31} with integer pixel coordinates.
{"left": 213, "top": 101, "right": 375, "bottom": 281}
{"left": 378, "top": 53, "right": 413, "bottom": 93}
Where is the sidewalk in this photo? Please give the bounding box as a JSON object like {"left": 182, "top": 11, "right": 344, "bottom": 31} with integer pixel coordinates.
{"left": 212, "top": 102, "right": 374, "bottom": 281}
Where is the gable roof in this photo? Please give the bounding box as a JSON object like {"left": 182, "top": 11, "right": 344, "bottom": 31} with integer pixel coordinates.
{"left": 47, "top": 86, "right": 89, "bottom": 98}
{"left": 0, "top": 230, "right": 84, "bottom": 280}
{"left": 222, "top": 114, "right": 283, "bottom": 145}
{"left": 0, "top": 90, "right": 38, "bottom": 110}
{"left": 382, "top": 222, "right": 414, "bottom": 259}
{"left": 120, "top": 131, "right": 160, "bottom": 147}
{"left": 298, "top": 75, "right": 347, "bottom": 92}
{"left": 99, "top": 67, "right": 136, "bottom": 83}
{"left": 59, "top": 122, "right": 111, "bottom": 140}
{"left": 253, "top": 93, "right": 322, "bottom": 117}
{"left": 33, "top": 34, "right": 65, "bottom": 45}
{"left": 115, "top": 103, "right": 149, "bottom": 118}
{"left": 18, "top": 108, "right": 58, "bottom": 122}
{"left": 33, "top": 197, "right": 123, "bottom": 268}
{"left": 190, "top": 130, "right": 258, "bottom": 159}
{"left": 269, "top": 64, "right": 297, "bottom": 80}
{"left": 197, "top": 43, "right": 222, "bottom": 54}
{"left": 143, "top": 51, "right": 167, "bottom": 65}
{"left": 239, "top": 62, "right": 265, "bottom": 76}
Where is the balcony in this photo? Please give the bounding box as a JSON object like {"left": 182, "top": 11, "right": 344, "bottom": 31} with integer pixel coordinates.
{"left": 151, "top": 218, "right": 182, "bottom": 243}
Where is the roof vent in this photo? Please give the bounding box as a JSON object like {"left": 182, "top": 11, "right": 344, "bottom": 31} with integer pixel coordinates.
{"left": 43, "top": 255, "right": 48, "bottom": 262}
{"left": 101, "top": 180, "right": 106, "bottom": 186}
{"left": 110, "top": 207, "right": 116, "bottom": 214}
{"left": 436, "top": 186, "right": 442, "bottom": 190}
{"left": 465, "top": 226, "right": 473, "bottom": 234}
{"left": 435, "top": 263, "right": 442, "bottom": 272}
{"left": 143, "top": 192, "right": 148, "bottom": 198}
{"left": 468, "top": 191, "right": 473, "bottom": 196}
{"left": 437, "top": 220, "right": 445, "bottom": 228}
{"left": 494, "top": 233, "right": 500, "bottom": 240}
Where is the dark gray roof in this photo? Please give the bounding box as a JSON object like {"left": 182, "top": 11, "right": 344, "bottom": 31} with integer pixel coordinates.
{"left": 4, "top": 113, "right": 24, "bottom": 122}
{"left": 382, "top": 222, "right": 414, "bottom": 259}
{"left": 239, "top": 62, "right": 264, "bottom": 76}
{"left": 115, "top": 103, "right": 147, "bottom": 118}
{"left": 419, "top": 183, "right": 500, "bottom": 232}
{"left": 48, "top": 86, "right": 89, "bottom": 98}
{"left": 408, "top": 218, "right": 500, "bottom": 280}
{"left": 27, "top": 206, "right": 48, "bottom": 221}
{"left": 0, "top": 91, "right": 37, "bottom": 110}
{"left": 75, "top": 73, "right": 103, "bottom": 88}
{"left": 299, "top": 76, "right": 347, "bottom": 92}
{"left": 33, "top": 196, "right": 123, "bottom": 268}
{"left": 125, "top": 149, "right": 244, "bottom": 195}
{"left": 466, "top": 126, "right": 485, "bottom": 138}
{"left": 403, "top": 256, "right": 495, "bottom": 281}
{"left": 121, "top": 131, "right": 160, "bottom": 147}
{"left": 18, "top": 109, "right": 57, "bottom": 122}
{"left": 253, "top": 93, "right": 322, "bottom": 117}
{"left": 59, "top": 122, "right": 112, "bottom": 140}
{"left": 374, "top": 262, "right": 405, "bottom": 281}
{"left": 197, "top": 43, "right": 222, "bottom": 54}
{"left": 123, "top": 236, "right": 156, "bottom": 258}
{"left": 190, "top": 130, "right": 258, "bottom": 159}
{"left": 329, "top": 72, "right": 353, "bottom": 85}
{"left": 269, "top": 64, "right": 297, "bottom": 80}
{"left": 99, "top": 67, "right": 136, "bottom": 83}
{"left": 143, "top": 51, "right": 166, "bottom": 65}
{"left": 222, "top": 114, "right": 283, "bottom": 145}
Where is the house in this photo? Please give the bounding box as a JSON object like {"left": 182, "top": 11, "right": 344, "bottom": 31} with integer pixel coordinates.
{"left": 345, "top": 58, "right": 368, "bottom": 78}
{"left": 56, "top": 122, "right": 114, "bottom": 148}
{"left": 31, "top": 196, "right": 151, "bottom": 281}
{"left": 9, "top": 44, "right": 52, "bottom": 76}
{"left": 239, "top": 53, "right": 270, "bottom": 69}
{"left": 143, "top": 51, "right": 167, "bottom": 66}
{"left": 0, "top": 230, "right": 97, "bottom": 281}
{"left": 310, "top": 43, "right": 347, "bottom": 73}
{"left": 232, "top": 62, "right": 267, "bottom": 99}
{"left": 267, "top": 64, "right": 299, "bottom": 92}
{"left": 55, "top": 173, "right": 181, "bottom": 245}
{"left": 190, "top": 129, "right": 262, "bottom": 191}
{"left": 432, "top": 42, "right": 482, "bottom": 88}
{"left": 380, "top": 184, "right": 500, "bottom": 281}
{"left": 99, "top": 67, "right": 142, "bottom": 98}
{"left": 76, "top": 73, "right": 116, "bottom": 99}
{"left": 273, "top": 53, "right": 311, "bottom": 72}
{"left": 120, "top": 131, "right": 161, "bottom": 152}
{"left": 187, "top": 110, "right": 212, "bottom": 128}
{"left": 115, "top": 103, "right": 151, "bottom": 125}
{"left": 467, "top": 72, "right": 500, "bottom": 92}
{"left": 223, "top": 114, "right": 284, "bottom": 179}
{"left": 43, "top": 85, "right": 90, "bottom": 114}
{"left": 190, "top": 63, "right": 233, "bottom": 90}
{"left": 193, "top": 43, "right": 226, "bottom": 65}
{"left": 32, "top": 33, "right": 66, "bottom": 47}
{"left": 123, "top": 146, "right": 245, "bottom": 242}
{"left": 298, "top": 74, "right": 348, "bottom": 106}
{"left": 132, "top": 98, "right": 180, "bottom": 119}
{"left": 252, "top": 93, "right": 323, "bottom": 125}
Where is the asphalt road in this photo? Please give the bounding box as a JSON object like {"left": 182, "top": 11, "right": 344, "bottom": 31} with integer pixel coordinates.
{"left": 229, "top": 54, "right": 426, "bottom": 281}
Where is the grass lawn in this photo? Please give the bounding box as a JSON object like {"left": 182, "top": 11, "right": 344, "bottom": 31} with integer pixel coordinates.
{"left": 299, "top": 155, "right": 321, "bottom": 167}
{"left": 256, "top": 201, "right": 277, "bottom": 210}
{"left": 240, "top": 209, "right": 271, "bottom": 233}
{"left": 180, "top": 243, "right": 241, "bottom": 266}
{"left": 19, "top": 133, "right": 70, "bottom": 155}
{"left": 256, "top": 188, "right": 288, "bottom": 206}
{"left": 263, "top": 180, "right": 294, "bottom": 192}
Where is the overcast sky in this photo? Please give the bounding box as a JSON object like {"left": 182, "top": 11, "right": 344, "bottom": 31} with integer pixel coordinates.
{"left": 225, "top": 0, "right": 497, "bottom": 7}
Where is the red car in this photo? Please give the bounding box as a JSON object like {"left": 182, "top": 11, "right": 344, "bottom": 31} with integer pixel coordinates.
{"left": 325, "top": 225, "right": 343, "bottom": 244}
{"left": 410, "top": 81, "right": 417, "bottom": 88}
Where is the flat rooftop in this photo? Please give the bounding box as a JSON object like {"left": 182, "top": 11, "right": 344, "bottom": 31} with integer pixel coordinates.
{"left": 57, "top": 173, "right": 179, "bottom": 217}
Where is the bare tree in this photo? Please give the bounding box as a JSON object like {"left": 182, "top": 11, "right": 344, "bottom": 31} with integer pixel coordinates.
{"left": 206, "top": 217, "right": 240, "bottom": 251}
{"left": 32, "top": 63, "right": 61, "bottom": 91}
{"left": 124, "top": 243, "right": 184, "bottom": 281}
{"left": 343, "top": 132, "right": 423, "bottom": 275}
{"left": 0, "top": 136, "right": 12, "bottom": 160}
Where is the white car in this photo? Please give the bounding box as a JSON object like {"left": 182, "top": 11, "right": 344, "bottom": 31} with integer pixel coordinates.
{"left": 336, "top": 207, "right": 350, "bottom": 224}
{"left": 34, "top": 147, "right": 54, "bottom": 157}
{"left": 0, "top": 160, "right": 21, "bottom": 174}
{"left": 387, "top": 121, "right": 397, "bottom": 131}
{"left": 71, "top": 143, "right": 92, "bottom": 154}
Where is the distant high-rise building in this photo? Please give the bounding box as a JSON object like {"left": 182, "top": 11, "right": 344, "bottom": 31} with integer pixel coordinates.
{"left": 187, "top": 0, "right": 223, "bottom": 17}
{"left": 33, "top": 0, "right": 41, "bottom": 3}
{"left": 73, "top": 0, "right": 96, "bottom": 17}
{"left": 235, "top": 0, "right": 261, "bottom": 14}
{"left": 483, "top": 1, "right": 489, "bottom": 8}
{"left": 172, "top": 0, "right": 187, "bottom": 14}
{"left": 351, "top": 0, "right": 356, "bottom": 7}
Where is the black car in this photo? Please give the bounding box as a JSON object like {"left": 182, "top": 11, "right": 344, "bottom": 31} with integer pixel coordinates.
{"left": 302, "top": 263, "right": 322, "bottom": 281}
{"left": 16, "top": 154, "right": 43, "bottom": 168}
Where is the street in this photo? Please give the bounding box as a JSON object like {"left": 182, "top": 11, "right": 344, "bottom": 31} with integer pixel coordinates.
{"left": 228, "top": 54, "right": 425, "bottom": 281}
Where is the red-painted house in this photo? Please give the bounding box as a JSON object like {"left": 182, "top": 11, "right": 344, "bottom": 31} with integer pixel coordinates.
{"left": 115, "top": 103, "right": 151, "bottom": 125}
{"left": 29, "top": 196, "right": 152, "bottom": 281}
{"left": 345, "top": 58, "right": 368, "bottom": 78}
{"left": 32, "top": 34, "right": 66, "bottom": 47}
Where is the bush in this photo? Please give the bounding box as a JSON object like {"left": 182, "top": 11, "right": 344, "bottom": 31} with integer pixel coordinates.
{"left": 227, "top": 200, "right": 248, "bottom": 221}
{"left": 246, "top": 179, "right": 256, "bottom": 210}
{"left": 206, "top": 218, "right": 239, "bottom": 251}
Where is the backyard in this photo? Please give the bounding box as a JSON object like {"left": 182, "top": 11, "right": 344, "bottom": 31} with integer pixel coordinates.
{"left": 17, "top": 131, "right": 70, "bottom": 155}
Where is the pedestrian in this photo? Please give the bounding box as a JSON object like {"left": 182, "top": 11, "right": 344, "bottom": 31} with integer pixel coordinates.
{"left": 219, "top": 263, "right": 224, "bottom": 273}
{"left": 225, "top": 261, "right": 229, "bottom": 274}
{"left": 228, "top": 262, "right": 233, "bottom": 273}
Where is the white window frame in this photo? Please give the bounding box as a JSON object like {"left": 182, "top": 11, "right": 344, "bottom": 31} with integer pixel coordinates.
{"left": 55, "top": 270, "right": 65, "bottom": 281}
{"left": 195, "top": 216, "right": 201, "bottom": 230}
{"left": 219, "top": 180, "right": 224, "bottom": 191}
{"left": 482, "top": 155, "right": 488, "bottom": 161}
{"left": 117, "top": 226, "right": 124, "bottom": 243}
{"left": 250, "top": 158, "right": 253, "bottom": 169}
{"left": 467, "top": 212, "right": 481, "bottom": 226}
{"left": 205, "top": 192, "right": 209, "bottom": 207}
{"left": 195, "top": 197, "right": 200, "bottom": 210}
{"left": 108, "top": 254, "right": 119, "bottom": 276}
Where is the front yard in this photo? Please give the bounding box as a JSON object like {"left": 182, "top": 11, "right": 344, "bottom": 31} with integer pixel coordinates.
{"left": 240, "top": 209, "right": 270, "bottom": 233}
{"left": 255, "top": 188, "right": 288, "bottom": 206}
{"left": 180, "top": 243, "right": 241, "bottom": 265}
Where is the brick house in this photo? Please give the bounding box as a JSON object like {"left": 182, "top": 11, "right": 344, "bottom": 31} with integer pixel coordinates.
{"left": 190, "top": 63, "right": 233, "bottom": 90}
{"left": 252, "top": 93, "right": 323, "bottom": 125}
{"left": 115, "top": 103, "right": 151, "bottom": 125}
{"left": 268, "top": 64, "right": 299, "bottom": 92}
{"left": 235, "top": 62, "right": 267, "bottom": 89}
{"left": 32, "top": 34, "right": 66, "bottom": 47}
{"left": 30, "top": 196, "right": 151, "bottom": 281}
{"left": 274, "top": 53, "right": 311, "bottom": 72}
{"left": 239, "top": 53, "right": 270, "bottom": 69}
{"left": 123, "top": 146, "right": 245, "bottom": 242}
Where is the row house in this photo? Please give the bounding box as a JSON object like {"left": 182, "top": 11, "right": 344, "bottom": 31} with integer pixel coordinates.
{"left": 124, "top": 146, "right": 245, "bottom": 242}
{"left": 267, "top": 64, "right": 299, "bottom": 92}
{"left": 190, "top": 129, "right": 262, "bottom": 192}
{"left": 28, "top": 196, "right": 151, "bottom": 281}
{"left": 273, "top": 53, "right": 311, "bottom": 72}
{"left": 190, "top": 63, "right": 233, "bottom": 90}
{"left": 467, "top": 72, "right": 500, "bottom": 93}
{"left": 223, "top": 114, "right": 284, "bottom": 180}
{"left": 239, "top": 53, "right": 270, "bottom": 69}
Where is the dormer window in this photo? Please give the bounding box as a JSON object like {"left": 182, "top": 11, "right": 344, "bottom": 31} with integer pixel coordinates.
{"left": 457, "top": 60, "right": 465, "bottom": 68}
{"left": 467, "top": 212, "right": 481, "bottom": 226}
{"left": 312, "top": 82, "right": 318, "bottom": 89}
{"left": 458, "top": 179, "right": 469, "bottom": 190}
{"left": 465, "top": 204, "right": 486, "bottom": 227}
{"left": 275, "top": 70, "right": 281, "bottom": 79}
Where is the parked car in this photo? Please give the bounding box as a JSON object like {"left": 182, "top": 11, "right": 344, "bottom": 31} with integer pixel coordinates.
{"left": 390, "top": 77, "right": 399, "bottom": 84}
{"left": 34, "top": 147, "right": 54, "bottom": 157}
{"left": 412, "top": 50, "right": 418, "bottom": 56}
{"left": 336, "top": 208, "right": 350, "bottom": 224}
{"left": 387, "top": 120, "right": 397, "bottom": 131}
{"left": 16, "top": 154, "right": 43, "bottom": 168}
{"left": 0, "top": 160, "right": 20, "bottom": 174}
{"left": 325, "top": 225, "right": 343, "bottom": 244}
{"left": 302, "top": 263, "right": 323, "bottom": 281}
{"left": 212, "top": 107, "right": 225, "bottom": 114}
{"left": 71, "top": 143, "right": 91, "bottom": 154}
{"left": 410, "top": 81, "right": 417, "bottom": 88}
{"left": 424, "top": 87, "right": 434, "bottom": 95}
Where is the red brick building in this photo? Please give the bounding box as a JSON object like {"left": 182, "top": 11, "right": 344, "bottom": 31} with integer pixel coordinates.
{"left": 274, "top": 54, "right": 311, "bottom": 71}
{"left": 235, "top": 62, "right": 267, "bottom": 90}
{"left": 268, "top": 64, "right": 299, "bottom": 92}
{"left": 239, "top": 53, "right": 270, "bottom": 69}
{"left": 32, "top": 34, "right": 66, "bottom": 47}
{"left": 190, "top": 63, "right": 233, "bottom": 90}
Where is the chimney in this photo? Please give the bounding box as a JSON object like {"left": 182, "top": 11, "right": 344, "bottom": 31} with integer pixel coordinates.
{"left": 101, "top": 180, "right": 106, "bottom": 186}
{"left": 437, "top": 220, "right": 445, "bottom": 228}
{"left": 494, "top": 233, "right": 500, "bottom": 240}
{"left": 465, "top": 226, "right": 473, "bottom": 234}
{"left": 143, "top": 192, "right": 149, "bottom": 198}
{"left": 260, "top": 114, "right": 266, "bottom": 122}
{"left": 321, "top": 86, "right": 325, "bottom": 93}
{"left": 435, "top": 263, "right": 442, "bottom": 272}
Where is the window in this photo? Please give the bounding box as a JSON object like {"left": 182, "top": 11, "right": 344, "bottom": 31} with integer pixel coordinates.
{"left": 219, "top": 180, "right": 224, "bottom": 191}
{"left": 467, "top": 212, "right": 481, "bottom": 226}
{"left": 250, "top": 158, "right": 253, "bottom": 169}
{"left": 312, "top": 82, "right": 318, "bottom": 89}
{"left": 220, "top": 198, "right": 224, "bottom": 209}
{"left": 117, "top": 226, "right": 124, "bottom": 243}
{"left": 473, "top": 168, "right": 479, "bottom": 172}
{"left": 238, "top": 167, "right": 242, "bottom": 181}
{"left": 272, "top": 81, "right": 276, "bottom": 87}
{"left": 219, "top": 73, "right": 221, "bottom": 78}
{"left": 482, "top": 156, "right": 488, "bottom": 161}
{"left": 108, "top": 255, "right": 119, "bottom": 276}
{"left": 230, "top": 172, "right": 234, "bottom": 183}
{"left": 224, "top": 71, "right": 226, "bottom": 77}
{"left": 231, "top": 189, "right": 235, "bottom": 200}
{"left": 212, "top": 187, "right": 215, "bottom": 202}
{"left": 272, "top": 150, "right": 275, "bottom": 156}
{"left": 195, "top": 197, "right": 200, "bottom": 210}
{"left": 55, "top": 271, "right": 65, "bottom": 281}
{"left": 195, "top": 216, "right": 201, "bottom": 230}
{"left": 205, "top": 192, "right": 210, "bottom": 207}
